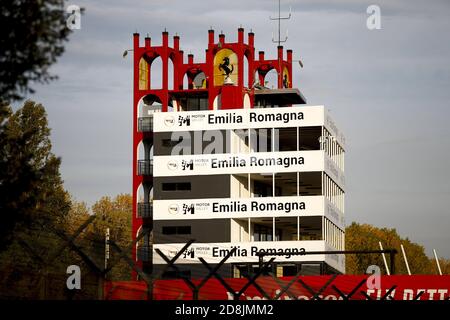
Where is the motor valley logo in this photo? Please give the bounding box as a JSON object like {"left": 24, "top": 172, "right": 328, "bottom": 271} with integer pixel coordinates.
{"left": 182, "top": 248, "right": 195, "bottom": 259}
{"left": 181, "top": 159, "right": 193, "bottom": 170}
{"left": 176, "top": 114, "right": 207, "bottom": 127}
{"left": 164, "top": 115, "right": 175, "bottom": 127}
{"left": 178, "top": 115, "right": 190, "bottom": 126}
{"left": 177, "top": 246, "right": 212, "bottom": 259}
{"left": 182, "top": 204, "right": 195, "bottom": 214}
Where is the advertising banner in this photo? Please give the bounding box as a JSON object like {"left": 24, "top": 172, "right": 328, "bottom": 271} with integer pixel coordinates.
{"left": 154, "top": 150, "right": 331, "bottom": 176}
{"left": 152, "top": 240, "right": 344, "bottom": 270}
{"left": 153, "top": 106, "right": 323, "bottom": 132}
{"left": 105, "top": 275, "right": 450, "bottom": 300}
{"left": 153, "top": 106, "right": 345, "bottom": 149}
{"left": 153, "top": 195, "right": 344, "bottom": 227}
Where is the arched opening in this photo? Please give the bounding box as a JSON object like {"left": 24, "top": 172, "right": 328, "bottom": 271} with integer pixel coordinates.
{"left": 168, "top": 56, "right": 174, "bottom": 90}
{"left": 150, "top": 56, "right": 163, "bottom": 89}
{"left": 243, "top": 93, "right": 251, "bottom": 109}
{"left": 137, "top": 139, "right": 153, "bottom": 178}
{"left": 264, "top": 68, "right": 278, "bottom": 89}
{"left": 136, "top": 183, "right": 153, "bottom": 203}
{"left": 169, "top": 95, "right": 179, "bottom": 112}
{"left": 282, "top": 67, "right": 290, "bottom": 88}
{"left": 135, "top": 226, "right": 150, "bottom": 261}
{"left": 139, "top": 57, "right": 149, "bottom": 90}
{"left": 243, "top": 53, "right": 249, "bottom": 89}
{"left": 138, "top": 94, "right": 163, "bottom": 117}
{"left": 183, "top": 72, "right": 189, "bottom": 90}
{"left": 193, "top": 72, "right": 206, "bottom": 89}
{"left": 137, "top": 140, "right": 152, "bottom": 161}
{"left": 136, "top": 226, "right": 142, "bottom": 254}
{"left": 137, "top": 94, "right": 162, "bottom": 132}
{"left": 137, "top": 141, "right": 145, "bottom": 161}
{"left": 137, "top": 184, "right": 145, "bottom": 203}
{"left": 213, "top": 93, "right": 222, "bottom": 110}
{"left": 254, "top": 70, "right": 262, "bottom": 87}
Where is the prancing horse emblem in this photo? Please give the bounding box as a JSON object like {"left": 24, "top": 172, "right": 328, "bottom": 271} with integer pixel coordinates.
{"left": 218, "top": 57, "right": 234, "bottom": 80}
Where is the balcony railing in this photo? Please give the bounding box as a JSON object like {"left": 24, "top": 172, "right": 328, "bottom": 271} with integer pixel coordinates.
{"left": 138, "top": 160, "right": 153, "bottom": 176}
{"left": 137, "top": 246, "right": 151, "bottom": 262}
{"left": 137, "top": 202, "right": 153, "bottom": 218}
{"left": 138, "top": 117, "right": 153, "bottom": 132}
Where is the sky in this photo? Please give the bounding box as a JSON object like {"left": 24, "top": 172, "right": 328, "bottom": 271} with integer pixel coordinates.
{"left": 19, "top": 0, "right": 450, "bottom": 258}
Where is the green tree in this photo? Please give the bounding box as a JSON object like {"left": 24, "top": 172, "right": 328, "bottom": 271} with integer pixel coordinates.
{"left": 0, "top": 100, "right": 75, "bottom": 298}
{"left": 345, "top": 222, "right": 434, "bottom": 275}
{"left": 88, "top": 194, "right": 133, "bottom": 281}
{"left": 0, "top": 100, "right": 70, "bottom": 249}
{"left": 0, "top": 0, "right": 74, "bottom": 102}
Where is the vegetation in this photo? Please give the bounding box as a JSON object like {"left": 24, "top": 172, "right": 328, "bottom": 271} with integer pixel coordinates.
{"left": 345, "top": 222, "right": 443, "bottom": 275}
{"left": 0, "top": 0, "right": 73, "bottom": 103}
{"left": 0, "top": 101, "right": 131, "bottom": 299}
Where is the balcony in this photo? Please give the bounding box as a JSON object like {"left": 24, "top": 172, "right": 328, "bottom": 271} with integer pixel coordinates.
{"left": 138, "top": 117, "right": 153, "bottom": 132}
{"left": 138, "top": 159, "right": 153, "bottom": 176}
{"left": 138, "top": 202, "right": 153, "bottom": 218}
{"left": 137, "top": 246, "right": 151, "bottom": 262}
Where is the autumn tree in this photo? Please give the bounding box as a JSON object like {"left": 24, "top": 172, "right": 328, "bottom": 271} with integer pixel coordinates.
{"left": 87, "top": 194, "right": 133, "bottom": 281}
{"left": 345, "top": 222, "right": 434, "bottom": 275}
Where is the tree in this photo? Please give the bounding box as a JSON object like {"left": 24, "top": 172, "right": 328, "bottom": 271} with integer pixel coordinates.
{"left": 88, "top": 194, "right": 133, "bottom": 280}
{"left": 345, "top": 222, "right": 434, "bottom": 275}
{"left": 0, "top": 100, "right": 70, "bottom": 249}
{"left": 0, "top": 0, "right": 73, "bottom": 103}
{"left": 0, "top": 100, "right": 75, "bottom": 299}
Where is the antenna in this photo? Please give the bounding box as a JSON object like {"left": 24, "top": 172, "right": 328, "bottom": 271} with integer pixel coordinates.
{"left": 270, "top": 0, "right": 291, "bottom": 46}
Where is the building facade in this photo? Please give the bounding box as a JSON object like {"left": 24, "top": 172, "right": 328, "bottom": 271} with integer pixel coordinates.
{"left": 132, "top": 29, "right": 345, "bottom": 279}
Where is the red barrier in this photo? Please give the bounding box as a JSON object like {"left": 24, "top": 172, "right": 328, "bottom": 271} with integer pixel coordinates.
{"left": 104, "top": 275, "right": 450, "bottom": 300}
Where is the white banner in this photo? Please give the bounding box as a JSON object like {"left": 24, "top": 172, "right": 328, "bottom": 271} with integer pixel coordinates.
{"left": 154, "top": 150, "right": 325, "bottom": 176}
{"left": 153, "top": 106, "right": 323, "bottom": 131}
{"left": 153, "top": 240, "right": 345, "bottom": 273}
{"left": 153, "top": 105, "right": 345, "bottom": 149}
{"left": 153, "top": 195, "right": 344, "bottom": 228}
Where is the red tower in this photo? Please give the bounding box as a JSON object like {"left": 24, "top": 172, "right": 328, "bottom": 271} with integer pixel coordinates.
{"left": 131, "top": 28, "right": 305, "bottom": 278}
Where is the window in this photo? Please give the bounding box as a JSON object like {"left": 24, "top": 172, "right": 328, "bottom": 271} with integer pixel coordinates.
{"left": 177, "top": 226, "right": 191, "bottom": 234}
{"left": 253, "top": 224, "right": 281, "bottom": 241}
{"left": 162, "top": 226, "right": 177, "bottom": 235}
{"left": 162, "top": 182, "right": 191, "bottom": 191}
{"left": 162, "top": 226, "right": 191, "bottom": 235}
